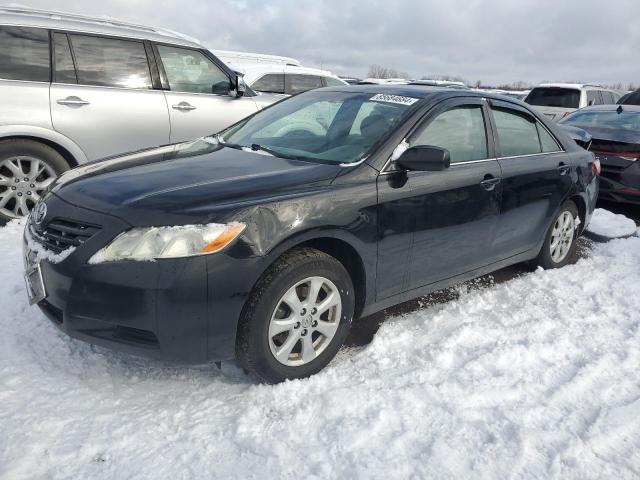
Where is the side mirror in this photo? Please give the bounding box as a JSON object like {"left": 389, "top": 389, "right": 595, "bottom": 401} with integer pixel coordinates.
{"left": 231, "top": 75, "right": 246, "bottom": 98}
{"left": 396, "top": 145, "right": 451, "bottom": 172}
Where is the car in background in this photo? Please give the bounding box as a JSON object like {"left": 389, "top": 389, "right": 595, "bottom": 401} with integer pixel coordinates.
{"left": 358, "top": 78, "right": 409, "bottom": 85}
{"left": 211, "top": 49, "right": 301, "bottom": 68}
{"left": 409, "top": 79, "right": 468, "bottom": 89}
{"left": 340, "top": 77, "right": 361, "bottom": 85}
{"left": 525, "top": 83, "right": 621, "bottom": 121}
{"left": 25, "top": 85, "right": 599, "bottom": 382}
{"left": 0, "top": 7, "right": 278, "bottom": 222}
{"left": 618, "top": 89, "right": 640, "bottom": 106}
{"left": 561, "top": 105, "right": 640, "bottom": 205}
{"left": 238, "top": 65, "right": 347, "bottom": 96}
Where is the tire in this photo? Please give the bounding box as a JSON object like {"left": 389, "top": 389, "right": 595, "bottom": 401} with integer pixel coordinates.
{"left": 532, "top": 200, "right": 580, "bottom": 269}
{"left": 0, "top": 139, "right": 70, "bottom": 222}
{"left": 236, "top": 247, "right": 355, "bottom": 383}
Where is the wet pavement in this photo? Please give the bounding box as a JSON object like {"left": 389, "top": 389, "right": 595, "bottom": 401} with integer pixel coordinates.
{"left": 346, "top": 201, "right": 640, "bottom": 348}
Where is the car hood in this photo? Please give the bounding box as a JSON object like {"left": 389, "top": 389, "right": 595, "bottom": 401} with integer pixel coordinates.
{"left": 50, "top": 139, "right": 342, "bottom": 226}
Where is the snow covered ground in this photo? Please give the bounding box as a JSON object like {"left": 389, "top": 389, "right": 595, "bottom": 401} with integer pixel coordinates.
{"left": 587, "top": 208, "right": 638, "bottom": 239}
{"left": 1, "top": 217, "right": 640, "bottom": 480}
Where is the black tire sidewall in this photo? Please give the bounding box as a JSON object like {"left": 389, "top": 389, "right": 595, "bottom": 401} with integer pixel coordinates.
{"left": 536, "top": 201, "right": 580, "bottom": 269}
{"left": 239, "top": 250, "right": 355, "bottom": 383}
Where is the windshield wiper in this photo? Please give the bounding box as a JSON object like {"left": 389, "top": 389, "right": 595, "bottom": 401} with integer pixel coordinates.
{"left": 249, "top": 144, "right": 304, "bottom": 160}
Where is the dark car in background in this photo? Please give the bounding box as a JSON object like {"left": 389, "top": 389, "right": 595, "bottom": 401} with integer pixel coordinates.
{"left": 561, "top": 105, "right": 640, "bottom": 204}
{"left": 24, "top": 86, "right": 599, "bottom": 383}
{"left": 618, "top": 89, "right": 640, "bottom": 106}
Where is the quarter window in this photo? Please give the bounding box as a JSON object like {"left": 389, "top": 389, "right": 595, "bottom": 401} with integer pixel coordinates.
{"left": 411, "top": 105, "right": 488, "bottom": 163}
{"left": 493, "top": 108, "right": 542, "bottom": 157}
{"left": 157, "top": 45, "right": 230, "bottom": 95}
{"left": 537, "top": 124, "right": 560, "bottom": 152}
{"left": 53, "top": 33, "right": 77, "bottom": 84}
{"left": 0, "top": 26, "right": 50, "bottom": 82}
{"left": 587, "top": 90, "right": 603, "bottom": 106}
{"left": 69, "top": 35, "right": 152, "bottom": 89}
{"left": 251, "top": 73, "right": 285, "bottom": 94}
{"left": 287, "top": 74, "right": 324, "bottom": 95}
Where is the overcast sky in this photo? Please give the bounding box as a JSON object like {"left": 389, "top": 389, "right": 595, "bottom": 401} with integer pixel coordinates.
{"left": 14, "top": 0, "right": 640, "bottom": 86}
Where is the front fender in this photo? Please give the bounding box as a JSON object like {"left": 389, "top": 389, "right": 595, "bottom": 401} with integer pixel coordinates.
{"left": 0, "top": 125, "right": 88, "bottom": 165}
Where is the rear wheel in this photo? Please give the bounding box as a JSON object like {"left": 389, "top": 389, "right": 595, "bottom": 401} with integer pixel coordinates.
{"left": 533, "top": 200, "right": 580, "bottom": 269}
{"left": 236, "top": 247, "right": 355, "bottom": 383}
{"left": 0, "top": 139, "right": 69, "bottom": 222}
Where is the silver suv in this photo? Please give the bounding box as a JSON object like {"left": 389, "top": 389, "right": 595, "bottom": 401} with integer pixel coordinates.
{"left": 0, "top": 7, "right": 277, "bottom": 221}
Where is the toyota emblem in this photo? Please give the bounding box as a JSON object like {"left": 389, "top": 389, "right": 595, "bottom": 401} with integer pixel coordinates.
{"left": 33, "top": 202, "right": 47, "bottom": 225}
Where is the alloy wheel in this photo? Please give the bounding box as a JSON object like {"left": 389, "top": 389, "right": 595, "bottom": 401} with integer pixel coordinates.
{"left": 0, "top": 156, "right": 56, "bottom": 218}
{"left": 550, "top": 211, "right": 575, "bottom": 263}
{"left": 268, "top": 276, "right": 342, "bottom": 367}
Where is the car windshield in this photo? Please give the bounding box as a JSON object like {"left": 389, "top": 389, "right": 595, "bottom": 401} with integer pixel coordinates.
{"left": 220, "top": 91, "right": 420, "bottom": 164}
{"left": 525, "top": 88, "right": 581, "bottom": 108}
{"left": 561, "top": 110, "right": 640, "bottom": 131}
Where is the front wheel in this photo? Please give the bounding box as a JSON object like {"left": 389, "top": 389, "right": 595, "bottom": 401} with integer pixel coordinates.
{"left": 236, "top": 247, "right": 355, "bottom": 383}
{"left": 533, "top": 200, "right": 580, "bottom": 269}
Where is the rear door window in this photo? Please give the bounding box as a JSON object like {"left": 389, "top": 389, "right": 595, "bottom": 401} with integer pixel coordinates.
{"left": 156, "top": 45, "right": 230, "bottom": 95}
{"left": 493, "top": 107, "right": 542, "bottom": 157}
{"left": 0, "top": 26, "right": 50, "bottom": 82}
{"left": 411, "top": 105, "right": 488, "bottom": 163}
{"left": 286, "top": 74, "right": 324, "bottom": 95}
{"left": 251, "top": 73, "right": 285, "bottom": 94}
{"left": 525, "top": 88, "right": 581, "bottom": 108}
{"left": 69, "top": 34, "right": 152, "bottom": 89}
{"left": 600, "top": 91, "right": 615, "bottom": 104}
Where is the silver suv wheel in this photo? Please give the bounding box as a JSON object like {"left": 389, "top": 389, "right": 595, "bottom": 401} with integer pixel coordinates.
{"left": 0, "top": 156, "right": 56, "bottom": 218}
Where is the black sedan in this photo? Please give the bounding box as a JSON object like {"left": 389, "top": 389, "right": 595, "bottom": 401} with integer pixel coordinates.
{"left": 24, "top": 86, "right": 599, "bottom": 383}
{"left": 561, "top": 105, "right": 640, "bottom": 204}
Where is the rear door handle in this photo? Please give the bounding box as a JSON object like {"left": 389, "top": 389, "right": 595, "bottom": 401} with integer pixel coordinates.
{"left": 558, "top": 163, "right": 570, "bottom": 175}
{"left": 57, "top": 96, "right": 90, "bottom": 106}
{"left": 172, "top": 102, "right": 197, "bottom": 111}
{"left": 480, "top": 176, "right": 501, "bottom": 191}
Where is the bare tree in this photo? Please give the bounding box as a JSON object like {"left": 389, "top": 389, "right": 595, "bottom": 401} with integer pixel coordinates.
{"left": 367, "top": 64, "right": 410, "bottom": 79}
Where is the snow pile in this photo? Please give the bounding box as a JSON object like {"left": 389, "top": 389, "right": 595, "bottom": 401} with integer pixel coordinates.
{"left": 587, "top": 208, "right": 637, "bottom": 239}
{"left": 1, "top": 220, "right": 640, "bottom": 479}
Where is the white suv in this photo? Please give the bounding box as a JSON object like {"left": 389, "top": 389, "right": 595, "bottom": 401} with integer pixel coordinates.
{"left": 524, "top": 83, "right": 622, "bottom": 121}
{"left": 238, "top": 65, "right": 347, "bottom": 96}
{"left": 0, "top": 7, "right": 278, "bottom": 221}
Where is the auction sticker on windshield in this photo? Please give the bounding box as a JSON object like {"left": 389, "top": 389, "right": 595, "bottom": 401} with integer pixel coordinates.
{"left": 370, "top": 94, "right": 419, "bottom": 106}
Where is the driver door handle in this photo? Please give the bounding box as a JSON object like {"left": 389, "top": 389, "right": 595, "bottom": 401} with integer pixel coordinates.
{"left": 172, "top": 102, "right": 197, "bottom": 111}
{"left": 480, "top": 176, "right": 501, "bottom": 191}
{"left": 558, "top": 163, "right": 570, "bottom": 175}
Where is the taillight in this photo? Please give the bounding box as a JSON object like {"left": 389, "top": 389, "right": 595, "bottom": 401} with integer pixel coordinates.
{"left": 592, "top": 158, "right": 601, "bottom": 177}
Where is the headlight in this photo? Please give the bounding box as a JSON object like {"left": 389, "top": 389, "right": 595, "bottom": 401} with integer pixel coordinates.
{"left": 89, "top": 223, "right": 246, "bottom": 264}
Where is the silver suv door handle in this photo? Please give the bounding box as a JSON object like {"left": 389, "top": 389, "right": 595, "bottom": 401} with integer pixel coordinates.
{"left": 57, "top": 96, "right": 90, "bottom": 106}
{"left": 172, "top": 102, "right": 197, "bottom": 111}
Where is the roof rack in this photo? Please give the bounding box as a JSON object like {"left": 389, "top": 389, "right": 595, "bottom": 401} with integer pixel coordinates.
{"left": 0, "top": 6, "right": 201, "bottom": 43}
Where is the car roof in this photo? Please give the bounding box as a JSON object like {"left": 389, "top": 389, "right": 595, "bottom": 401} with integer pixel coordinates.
{"left": 0, "top": 6, "right": 202, "bottom": 48}
{"left": 536, "top": 83, "right": 606, "bottom": 90}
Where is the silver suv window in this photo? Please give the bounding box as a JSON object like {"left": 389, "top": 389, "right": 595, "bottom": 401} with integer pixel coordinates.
{"left": 0, "top": 25, "right": 50, "bottom": 82}
{"left": 69, "top": 34, "right": 152, "bottom": 89}
{"left": 156, "top": 45, "right": 230, "bottom": 95}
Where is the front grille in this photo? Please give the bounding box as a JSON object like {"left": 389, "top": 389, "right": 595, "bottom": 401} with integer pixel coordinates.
{"left": 29, "top": 218, "right": 101, "bottom": 254}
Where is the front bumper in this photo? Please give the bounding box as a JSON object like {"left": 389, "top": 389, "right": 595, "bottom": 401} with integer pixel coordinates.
{"left": 597, "top": 154, "right": 640, "bottom": 205}
{"left": 24, "top": 194, "right": 264, "bottom": 363}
